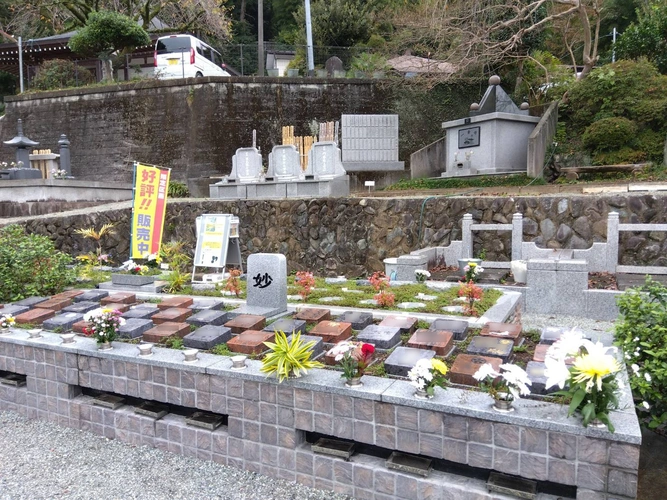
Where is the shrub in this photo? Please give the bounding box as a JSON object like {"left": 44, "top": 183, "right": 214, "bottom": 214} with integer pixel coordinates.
{"left": 614, "top": 277, "right": 667, "bottom": 429}
{"left": 582, "top": 117, "right": 637, "bottom": 152}
{"left": 261, "top": 331, "right": 323, "bottom": 382}
{"left": 0, "top": 225, "right": 75, "bottom": 302}
{"left": 31, "top": 59, "right": 94, "bottom": 91}
{"left": 167, "top": 181, "right": 190, "bottom": 198}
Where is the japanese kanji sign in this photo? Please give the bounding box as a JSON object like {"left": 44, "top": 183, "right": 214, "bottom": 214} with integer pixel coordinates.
{"left": 131, "top": 163, "right": 170, "bottom": 258}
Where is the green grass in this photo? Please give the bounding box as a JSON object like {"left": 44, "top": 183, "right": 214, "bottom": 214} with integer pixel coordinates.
{"left": 385, "top": 174, "right": 546, "bottom": 191}
{"left": 210, "top": 343, "right": 232, "bottom": 356}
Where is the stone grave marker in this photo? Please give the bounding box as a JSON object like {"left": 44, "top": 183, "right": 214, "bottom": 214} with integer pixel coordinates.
{"left": 143, "top": 323, "right": 191, "bottom": 343}
{"left": 379, "top": 315, "right": 418, "bottom": 335}
{"left": 118, "top": 318, "right": 154, "bottom": 339}
{"left": 190, "top": 298, "right": 226, "bottom": 311}
{"left": 449, "top": 354, "right": 502, "bottom": 386}
{"left": 0, "top": 305, "right": 29, "bottom": 316}
{"left": 384, "top": 347, "right": 435, "bottom": 377}
{"left": 229, "top": 147, "right": 263, "bottom": 183}
{"left": 42, "top": 312, "right": 84, "bottom": 332}
{"left": 325, "top": 56, "right": 344, "bottom": 76}
{"left": 12, "top": 296, "right": 48, "bottom": 307}
{"left": 480, "top": 322, "right": 523, "bottom": 346}
{"left": 227, "top": 330, "right": 275, "bottom": 354}
{"left": 533, "top": 344, "right": 574, "bottom": 365}
{"left": 430, "top": 318, "right": 469, "bottom": 341}
{"left": 122, "top": 308, "right": 159, "bottom": 320}
{"left": 183, "top": 325, "right": 232, "bottom": 350}
{"left": 72, "top": 320, "right": 91, "bottom": 333}
{"left": 187, "top": 309, "right": 229, "bottom": 327}
{"left": 309, "top": 321, "right": 352, "bottom": 343}
{"left": 34, "top": 297, "right": 72, "bottom": 312}
{"left": 263, "top": 318, "right": 306, "bottom": 336}
{"left": 100, "top": 302, "right": 130, "bottom": 313}
{"left": 74, "top": 290, "right": 109, "bottom": 303}
{"left": 335, "top": 311, "right": 373, "bottom": 330}
{"left": 539, "top": 326, "right": 569, "bottom": 345}
{"left": 62, "top": 301, "right": 100, "bottom": 314}
{"left": 407, "top": 329, "right": 454, "bottom": 356}
{"left": 287, "top": 333, "right": 324, "bottom": 358}
{"left": 466, "top": 336, "right": 514, "bottom": 363}
{"left": 356, "top": 325, "right": 401, "bottom": 350}
{"left": 231, "top": 253, "right": 287, "bottom": 317}
{"left": 15, "top": 308, "right": 54, "bottom": 325}
{"left": 294, "top": 308, "right": 331, "bottom": 324}
{"left": 158, "top": 297, "right": 194, "bottom": 310}
{"left": 225, "top": 314, "right": 266, "bottom": 334}
{"left": 307, "top": 142, "right": 347, "bottom": 180}
{"left": 151, "top": 308, "right": 192, "bottom": 325}
{"left": 525, "top": 361, "right": 549, "bottom": 395}
{"left": 101, "top": 293, "right": 136, "bottom": 305}
{"left": 267, "top": 145, "right": 301, "bottom": 181}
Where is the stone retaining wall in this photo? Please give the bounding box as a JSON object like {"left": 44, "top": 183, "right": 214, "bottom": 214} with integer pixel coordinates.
{"left": 5, "top": 193, "right": 667, "bottom": 277}
{"left": 0, "top": 332, "right": 641, "bottom": 500}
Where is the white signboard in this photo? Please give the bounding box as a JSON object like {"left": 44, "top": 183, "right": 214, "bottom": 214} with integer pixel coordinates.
{"left": 193, "top": 214, "right": 231, "bottom": 268}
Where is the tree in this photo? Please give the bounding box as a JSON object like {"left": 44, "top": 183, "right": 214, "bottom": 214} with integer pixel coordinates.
{"left": 68, "top": 11, "right": 150, "bottom": 81}
{"left": 616, "top": 2, "right": 667, "bottom": 73}
{"left": 392, "top": 0, "right": 606, "bottom": 81}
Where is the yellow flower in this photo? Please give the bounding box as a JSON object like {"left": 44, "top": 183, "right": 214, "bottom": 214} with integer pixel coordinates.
{"left": 102, "top": 308, "right": 114, "bottom": 314}
{"left": 572, "top": 351, "right": 620, "bottom": 391}
{"left": 468, "top": 262, "right": 477, "bottom": 268}
{"left": 431, "top": 358, "right": 448, "bottom": 375}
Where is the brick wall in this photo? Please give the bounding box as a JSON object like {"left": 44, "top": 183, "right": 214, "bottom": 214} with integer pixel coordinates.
{"left": 0, "top": 333, "right": 641, "bottom": 500}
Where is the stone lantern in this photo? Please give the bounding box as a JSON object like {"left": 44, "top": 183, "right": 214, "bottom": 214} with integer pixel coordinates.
{"left": 2, "top": 119, "right": 42, "bottom": 179}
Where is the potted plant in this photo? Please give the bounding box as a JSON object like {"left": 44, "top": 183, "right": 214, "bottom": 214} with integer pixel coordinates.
{"left": 458, "top": 280, "right": 484, "bottom": 316}
{"left": 415, "top": 269, "right": 431, "bottom": 283}
{"left": 544, "top": 334, "right": 621, "bottom": 431}
{"left": 473, "top": 363, "right": 532, "bottom": 412}
{"left": 0, "top": 313, "right": 15, "bottom": 333}
{"left": 407, "top": 358, "right": 448, "bottom": 399}
{"left": 295, "top": 271, "right": 316, "bottom": 301}
{"left": 83, "top": 308, "right": 125, "bottom": 350}
{"left": 330, "top": 341, "right": 375, "bottom": 387}
{"left": 261, "top": 331, "right": 323, "bottom": 382}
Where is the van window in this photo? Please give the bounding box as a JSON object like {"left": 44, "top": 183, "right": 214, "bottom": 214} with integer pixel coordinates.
{"left": 212, "top": 51, "right": 222, "bottom": 66}
{"left": 202, "top": 46, "right": 213, "bottom": 61}
{"left": 156, "top": 36, "right": 191, "bottom": 54}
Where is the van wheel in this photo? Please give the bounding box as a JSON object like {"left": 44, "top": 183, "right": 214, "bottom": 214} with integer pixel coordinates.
{"left": 196, "top": 72, "right": 203, "bottom": 78}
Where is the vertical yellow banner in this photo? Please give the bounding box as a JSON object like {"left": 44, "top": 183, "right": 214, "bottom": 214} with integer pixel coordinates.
{"left": 131, "top": 163, "right": 170, "bottom": 258}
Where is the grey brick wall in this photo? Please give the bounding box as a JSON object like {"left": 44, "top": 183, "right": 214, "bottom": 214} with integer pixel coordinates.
{"left": 0, "top": 334, "right": 641, "bottom": 500}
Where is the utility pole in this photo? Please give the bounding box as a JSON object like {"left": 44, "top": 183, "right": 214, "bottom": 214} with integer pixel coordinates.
{"left": 305, "top": 0, "right": 315, "bottom": 75}
{"left": 612, "top": 27, "right": 617, "bottom": 63}
{"left": 18, "top": 36, "right": 24, "bottom": 93}
{"left": 257, "top": 0, "right": 264, "bottom": 76}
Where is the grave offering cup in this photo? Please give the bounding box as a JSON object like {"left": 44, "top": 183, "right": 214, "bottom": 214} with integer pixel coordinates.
{"left": 231, "top": 355, "right": 247, "bottom": 370}
{"left": 28, "top": 329, "right": 42, "bottom": 339}
{"left": 493, "top": 393, "right": 514, "bottom": 412}
{"left": 345, "top": 376, "right": 363, "bottom": 388}
{"left": 61, "top": 333, "right": 76, "bottom": 344}
{"left": 414, "top": 389, "right": 432, "bottom": 400}
{"left": 183, "top": 348, "right": 199, "bottom": 363}
{"left": 138, "top": 343, "right": 154, "bottom": 356}
{"left": 98, "top": 341, "right": 112, "bottom": 350}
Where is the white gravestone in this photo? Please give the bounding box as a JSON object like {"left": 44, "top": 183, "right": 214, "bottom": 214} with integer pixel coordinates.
{"left": 228, "top": 147, "right": 263, "bottom": 183}
{"left": 231, "top": 253, "right": 287, "bottom": 318}
{"left": 266, "top": 145, "right": 302, "bottom": 181}
{"left": 307, "top": 142, "right": 347, "bottom": 180}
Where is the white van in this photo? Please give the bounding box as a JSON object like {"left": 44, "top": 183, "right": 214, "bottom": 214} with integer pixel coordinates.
{"left": 154, "top": 34, "right": 231, "bottom": 79}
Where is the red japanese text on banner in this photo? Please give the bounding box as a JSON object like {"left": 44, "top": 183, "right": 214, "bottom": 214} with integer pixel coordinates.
{"left": 131, "top": 163, "right": 170, "bottom": 258}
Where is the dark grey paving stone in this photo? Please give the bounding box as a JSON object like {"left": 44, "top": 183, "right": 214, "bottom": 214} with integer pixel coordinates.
{"left": 190, "top": 298, "right": 226, "bottom": 311}
{"left": 0, "top": 305, "right": 29, "bottom": 316}
{"left": 186, "top": 309, "right": 230, "bottom": 327}
{"left": 431, "top": 318, "right": 469, "bottom": 341}
{"left": 183, "top": 325, "right": 232, "bottom": 350}
{"left": 12, "top": 296, "right": 49, "bottom": 307}
{"left": 42, "top": 312, "right": 84, "bottom": 332}
{"left": 356, "top": 325, "right": 401, "bottom": 350}
{"left": 526, "top": 361, "right": 552, "bottom": 395}
{"left": 264, "top": 318, "right": 306, "bottom": 336}
{"left": 384, "top": 347, "right": 435, "bottom": 377}
{"left": 74, "top": 290, "right": 109, "bottom": 303}
{"left": 466, "top": 336, "right": 514, "bottom": 363}
{"left": 118, "top": 318, "right": 154, "bottom": 339}
{"left": 287, "top": 334, "right": 324, "bottom": 358}
{"left": 122, "top": 307, "right": 159, "bottom": 320}
{"left": 539, "top": 326, "right": 569, "bottom": 345}
{"left": 62, "top": 301, "right": 100, "bottom": 314}
{"left": 336, "top": 311, "right": 374, "bottom": 330}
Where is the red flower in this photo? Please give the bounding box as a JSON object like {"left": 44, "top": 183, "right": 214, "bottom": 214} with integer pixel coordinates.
{"left": 83, "top": 327, "right": 92, "bottom": 337}
{"left": 361, "top": 344, "right": 375, "bottom": 355}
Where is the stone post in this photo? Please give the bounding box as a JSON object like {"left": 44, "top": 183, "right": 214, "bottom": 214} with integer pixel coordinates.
{"left": 461, "top": 214, "right": 473, "bottom": 259}
{"left": 58, "top": 134, "right": 71, "bottom": 176}
{"left": 511, "top": 212, "right": 523, "bottom": 261}
{"left": 606, "top": 212, "right": 619, "bottom": 273}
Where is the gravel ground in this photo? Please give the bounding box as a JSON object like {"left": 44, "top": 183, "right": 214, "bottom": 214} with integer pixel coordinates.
{"left": 520, "top": 312, "right": 616, "bottom": 334}
{"left": 0, "top": 411, "right": 350, "bottom": 500}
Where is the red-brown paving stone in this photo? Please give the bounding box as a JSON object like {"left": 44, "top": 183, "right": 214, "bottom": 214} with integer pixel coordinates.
{"left": 534, "top": 344, "right": 574, "bottom": 365}
{"left": 224, "top": 315, "right": 266, "bottom": 334}
{"left": 51, "top": 290, "right": 84, "bottom": 300}
{"left": 99, "top": 303, "right": 131, "bottom": 313}
{"left": 142, "top": 322, "right": 191, "bottom": 343}
{"left": 449, "top": 354, "right": 502, "bottom": 386}
{"left": 14, "top": 308, "right": 55, "bottom": 325}
{"left": 34, "top": 297, "right": 73, "bottom": 312}
{"left": 379, "top": 315, "right": 418, "bottom": 334}
{"left": 310, "top": 321, "right": 352, "bottom": 343}
{"left": 151, "top": 307, "right": 192, "bottom": 325}
{"left": 72, "top": 320, "right": 91, "bottom": 333}
{"left": 480, "top": 322, "right": 523, "bottom": 346}
{"left": 406, "top": 329, "right": 454, "bottom": 356}
{"left": 101, "top": 293, "right": 136, "bottom": 305}
{"left": 157, "top": 296, "right": 194, "bottom": 310}
{"left": 293, "top": 308, "right": 331, "bottom": 324}
{"left": 227, "top": 330, "right": 275, "bottom": 355}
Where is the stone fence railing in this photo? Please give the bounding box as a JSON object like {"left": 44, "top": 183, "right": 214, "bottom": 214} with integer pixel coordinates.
{"left": 0, "top": 330, "right": 641, "bottom": 500}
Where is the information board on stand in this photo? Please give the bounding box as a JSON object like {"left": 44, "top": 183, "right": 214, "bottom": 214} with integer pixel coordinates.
{"left": 192, "top": 214, "right": 243, "bottom": 283}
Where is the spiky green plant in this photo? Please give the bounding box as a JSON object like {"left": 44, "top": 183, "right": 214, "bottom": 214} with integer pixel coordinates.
{"left": 261, "top": 330, "right": 323, "bottom": 383}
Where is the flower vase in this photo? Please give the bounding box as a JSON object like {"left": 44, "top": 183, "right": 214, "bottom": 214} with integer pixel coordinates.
{"left": 493, "top": 393, "right": 514, "bottom": 412}
{"left": 0, "top": 328, "right": 10, "bottom": 335}
{"left": 98, "top": 341, "right": 113, "bottom": 351}
{"left": 345, "top": 377, "right": 363, "bottom": 388}
{"left": 588, "top": 418, "right": 607, "bottom": 429}
{"left": 414, "top": 389, "right": 433, "bottom": 400}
